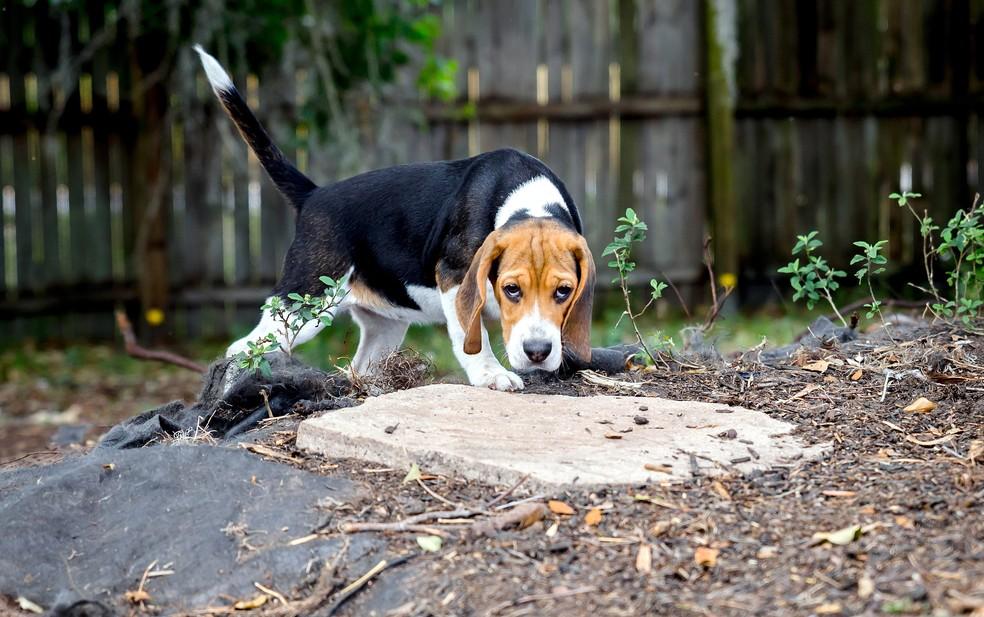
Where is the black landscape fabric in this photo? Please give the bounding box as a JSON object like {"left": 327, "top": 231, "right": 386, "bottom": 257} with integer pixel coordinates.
{"left": 0, "top": 445, "right": 407, "bottom": 615}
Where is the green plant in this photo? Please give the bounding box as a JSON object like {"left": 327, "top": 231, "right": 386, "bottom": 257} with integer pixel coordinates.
{"left": 851, "top": 240, "right": 888, "bottom": 322}
{"left": 236, "top": 275, "right": 348, "bottom": 377}
{"left": 890, "top": 191, "right": 940, "bottom": 304}
{"left": 893, "top": 191, "right": 984, "bottom": 323}
{"left": 777, "top": 231, "right": 848, "bottom": 326}
{"left": 602, "top": 208, "right": 668, "bottom": 364}
{"left": 936, "top": 195, "right": 984, "bottom": 323}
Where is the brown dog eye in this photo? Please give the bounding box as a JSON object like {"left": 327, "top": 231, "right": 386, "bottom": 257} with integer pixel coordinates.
{"left": 554, "top": 285, "right": 573, "bottom": 302}
{"left": 503, "top": 283, "right": 522, "bottom": 301}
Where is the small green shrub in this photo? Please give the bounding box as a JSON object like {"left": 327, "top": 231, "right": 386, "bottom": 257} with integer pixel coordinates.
{"left": 851, "top": 240, "right": 888, "bottom": 321}
{"left": 236, "top": 275, "right": 348, "bottom": 377}
{"left": 893, "top": 191, "right": 984, "bottom": 323}
{"left": 602, "top": 208, "right": 669, "bottom": 363}
{"left": 777, "top": 231, "right": 848, "bottom": 326}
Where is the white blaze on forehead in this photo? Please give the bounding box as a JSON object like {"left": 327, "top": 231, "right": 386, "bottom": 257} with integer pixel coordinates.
{"left": 494, "top": 176, "right": 569, "bottom": 229}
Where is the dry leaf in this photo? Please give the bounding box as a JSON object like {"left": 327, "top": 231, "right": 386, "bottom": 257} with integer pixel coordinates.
{"left": 545, "top": 521, "right": 559, "bottom": 538}
{"left": 803, "top": 359, "right": 830, "bottom": 373}
{"left": 694, "top": 546, "right": 718, "bottom": 567}
{"left": 635, "top": 543, "right": 652, "bottom": 574}
{"left": 894, "top": 515, "right": 915, "bottom": 529}
{"left": 815, "top": 603, "right": 842, "bottom": 614}
{"left": 233, "top": 594, "right": 269, "bottom": 610}
{"left": 710, "top": 480, "right": 731, "bottom": 501}
{"left": 858, "top": 575, "right": 874, "bottom": 599}
{"left": 903, "top": 397, "right": 937, "bottom": 413}
{"left": 850, "top": 369, "right": 863, "bottom": 381}
{"left": 124, "top": 590, "right": 151, "bottom": 604}
{"left": 604, "top": 433, "right": 623, "bottom": 440}
{"left": 548, "top": 500, "right": 575, "bottom": 515}
{"left": 811, "top": 524, "right": 862, "bottom": 546}
{"left": 584, "top": 508, "right": 602, "bottom": 526}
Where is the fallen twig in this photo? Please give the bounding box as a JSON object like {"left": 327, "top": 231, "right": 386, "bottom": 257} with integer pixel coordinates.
{"left": 339, "top": 508, "right": 479, "bottom": 534}
{"left": 325, "top": 555, "right": 414, "bottom": 616}
{"left": 484, "top": 474, "right": 530, "bottom": 509}
{"left": 115, "top": 310, "right": 205, "bottom": 372}
{"left": 486, "top": 585, "right": 598, "bottom": 615}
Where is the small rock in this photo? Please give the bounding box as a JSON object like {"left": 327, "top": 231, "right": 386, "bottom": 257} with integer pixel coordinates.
{"left": 633, "top": 416, "right": 649, "bottom": 425}
{"left": 638, "top": 406, "right": 649, "bottom": 412}
{"left": 717, "top": 429, "right": 738, "bottom": 440}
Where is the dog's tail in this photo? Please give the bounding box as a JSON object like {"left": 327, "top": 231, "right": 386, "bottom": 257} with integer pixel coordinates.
{"left": 193, "top": 45, "right": 316, "bottom": 210}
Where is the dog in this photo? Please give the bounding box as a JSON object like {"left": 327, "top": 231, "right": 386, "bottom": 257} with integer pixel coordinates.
{"left": 195, "top": 46, "right": 594, "bottom": 391}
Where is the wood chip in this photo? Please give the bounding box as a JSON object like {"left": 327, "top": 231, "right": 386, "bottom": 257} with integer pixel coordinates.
{"left": 802, "top": 359, "right": 829, "bottom": 373}
{"left": 710, "top": 480, "right": 731, "bottom": 500}
{"left": 635, "top": 543, "right": 652, "bottom": 574}
{"left": 584, "top": 508, "right": 602, "bottom": 526}
{"left": 903, "top": 397, "right": 937, "bottom": 413}
{"left": 548, "top": 500, "right": 575, "bottom": 515}
{"left": 694, "top": 546, "right": 719, "bottom": 567}
{"left": 644, "top": 463, "right": 673, "bottom": 474}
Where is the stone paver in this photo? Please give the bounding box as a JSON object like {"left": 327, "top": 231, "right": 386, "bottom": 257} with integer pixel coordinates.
{"left": 296, "top": 384, "right": 827, "bottom": 488}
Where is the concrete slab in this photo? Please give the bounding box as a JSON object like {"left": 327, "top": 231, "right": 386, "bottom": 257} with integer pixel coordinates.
{"left": 296, "top": 384, "right": 828, "bottom": 489}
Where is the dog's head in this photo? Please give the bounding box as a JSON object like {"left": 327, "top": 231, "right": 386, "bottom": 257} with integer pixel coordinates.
{"left": 455, "top": 219, "right": 594, "bottom": 372}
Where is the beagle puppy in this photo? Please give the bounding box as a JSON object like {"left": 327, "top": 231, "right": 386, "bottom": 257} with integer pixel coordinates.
{"left": 196, "top": 46, "right": 594, "bottom": 391}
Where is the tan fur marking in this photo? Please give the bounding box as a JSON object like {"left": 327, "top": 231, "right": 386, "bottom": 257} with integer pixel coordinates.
{"left": 347, "top": 279, "right": 397, "bottom": 311}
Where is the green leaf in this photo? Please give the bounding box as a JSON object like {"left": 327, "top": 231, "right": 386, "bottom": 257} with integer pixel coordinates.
{"left": 416, "top": 535, "right": 443, "bottom": 552}
{"left": 402, "top": 462, "right": 422, "bottom": 485}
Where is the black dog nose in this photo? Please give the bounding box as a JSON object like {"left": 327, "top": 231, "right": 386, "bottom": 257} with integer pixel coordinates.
{"left": 523, "top": 339, "right": 552, "bottom": 363}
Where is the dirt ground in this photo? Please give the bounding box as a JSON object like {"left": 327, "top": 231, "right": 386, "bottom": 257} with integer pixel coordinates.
{"left": 1, "top": 321, "right": 983, "bottom": 616}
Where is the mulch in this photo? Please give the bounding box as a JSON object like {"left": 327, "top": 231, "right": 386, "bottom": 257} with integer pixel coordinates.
{"left": 236, "top": 320, "right": 983, "bottom": 616}
{"left": 3, "top": 320, "right": 982, "bottom": 616}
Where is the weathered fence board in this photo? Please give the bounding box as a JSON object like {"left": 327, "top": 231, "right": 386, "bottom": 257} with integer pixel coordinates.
{"left": 0, "top": 0, "right": 982, "bottom": 343}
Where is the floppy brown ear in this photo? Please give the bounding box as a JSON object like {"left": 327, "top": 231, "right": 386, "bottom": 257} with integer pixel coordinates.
{"left": 455, "top": 233, "right": 503, "bottom": 354}
{"left": 562, "top": 237, "right": 595, "bottom": 363}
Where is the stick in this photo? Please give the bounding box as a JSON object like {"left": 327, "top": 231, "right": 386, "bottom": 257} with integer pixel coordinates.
{"left": 337, "top": 523, "right": 449, "bottom": 536}
{"left": 339, "top": 508, "right": 479, "bottom": 534}
{"left": 115, "top": 310, "right": 206, "bottom": 373}
{"left": 484, "top": 474, "right": 530, "bottom": 509}
{"left": 416, "top": 478, "right": 458, "bottom": 508}
{"left": 486, "top": 585, "right": 598, "bottom": 615}
{"left": 325, "top": 555, "right": 414, "bottom": 616}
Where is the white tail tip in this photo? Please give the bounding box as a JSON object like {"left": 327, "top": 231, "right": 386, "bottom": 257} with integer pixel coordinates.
{"left": 193, "top": 44, "right": 234, "bottom": 93}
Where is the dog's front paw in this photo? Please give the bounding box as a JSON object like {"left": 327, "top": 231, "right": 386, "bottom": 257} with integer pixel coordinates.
{"left": 471, "top": 367, "right": 525, "bottom": 392}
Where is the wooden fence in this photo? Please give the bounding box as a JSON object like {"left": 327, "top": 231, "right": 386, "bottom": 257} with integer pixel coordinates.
{"left": 1, "top": 0, "right": 982, "bottom": 342}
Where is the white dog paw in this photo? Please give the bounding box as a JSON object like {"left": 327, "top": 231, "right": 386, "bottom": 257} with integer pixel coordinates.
{"left": 472, "top": 368, "right": 525, "bottom": 392}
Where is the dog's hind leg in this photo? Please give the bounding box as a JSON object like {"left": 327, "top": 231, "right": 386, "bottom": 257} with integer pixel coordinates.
{"left": 350, "top": 307, "right": 409, "bottom": 375}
